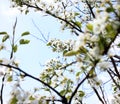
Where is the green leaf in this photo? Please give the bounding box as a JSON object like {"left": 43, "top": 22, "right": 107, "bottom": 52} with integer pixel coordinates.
{"left": 19, "top": 39, "right": 30, "bottom": 44}
{"left": 10, "top": 96, "right": 18, "bottom": 104}
{"left": 63, "top": 50, "right": 79, "bottom": 56}
{"left": 21, "top": 31, "right": 30, "bottom": 36}
{"left": 25, "top": 10, "right": 29, "bottom": 14}
{"left": 86, "top": 23, "right": 93, "bottom": 32}
{"left": 76, "top": 72, "right": 81, "bottom": 77}
{"left": 118, "top": 43, "right": 120, "bottom": 47}
{"left": 13, "top": 45, "right": 18, "bottom": 53}
{"left": 46, "top": 42, "right": 51, "bottom": 46}
{"left": 78, "top": 90, "right": 85, "bottom": 97}
{"left": 29, "top": 96, "right": 35, "bottom": 100}
{"left": 0, "top": 32, "right": 8, "bottom": 35}
{"left": 98, "top": 36, "right": 107, "bottom": 54}
{"left": 79, "top": 46, "right": 88, "bottom": 53}
{"left": 45, "top": 88, "right": 50, "bottom": 92}
{"left": 2, "top": 35, "right": 9, "bottom": 42}
{"left": 75, "top": 12, "right": 80, "bottom": 16}
{"left": 106, "top": 7, "right": 114, "bottom": 13}
{"left": 106, "top": 24, "right": 113, "bottom": 32}
{"left": 7, "top": 76, "right": 12, "bottom": 82}
{"left": 60, "top": 89, "right": 66, "bottom": 96}
{"left": 74, "top": 21, "right": 81, "bottom": 28}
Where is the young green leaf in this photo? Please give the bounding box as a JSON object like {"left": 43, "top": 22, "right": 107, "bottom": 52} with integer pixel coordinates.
{"left": 106, "top": 7, "right": 114, "bottom": 13}
{"left": 78, "top": 90, "right": 85, "bottom": 97}
{"left": 0, "top": 32, "right": 8, "bottom": 35}
{"left": 75, "top": 12, "right": 80, "bottom": 16}
{"left": 118, "top": 43, "right": 120, "bottom": 47}
{"left": 86, "top": 23, "right": 93, "bottom": 32}
{"left": 46, "top": 42, "right": 51, "bottom": 46}
{"left": 74, "top": 21, "right": 81, "bottom": 28}
{"left": 60, "top": 89, "right": 66, "bottom": 96}
{"left": 19, "top": 39, "right": 30, "bottom": 44}
{"left": 13, "top": 45, "right": 18, "bottom": 53}
{"left": 63, "top": 50, "right": 79, "bottom": 56}
{"left": 2, "top": 35, "right": 9, "bottom": 42}
{"left": 7, "top": 76, "right": 12, "bottom": 82}
{"left": 76, "top": 72, "right": 81, "bottom": 77}
{"left": 29, "top": 96, "right": 35, "bottom": 100}
{"left": 10, "top": 96, "right": 18, "bottom": 104}
{"left": 21, "top": 31, "right": 30, "bottom": 36}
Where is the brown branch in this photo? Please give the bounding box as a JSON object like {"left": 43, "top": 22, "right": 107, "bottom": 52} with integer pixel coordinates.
{"left": 107, "top": 69, "right": 120, "bottom": 90}
{"left": 85, "top": 0, "right": 95, "bottom": 18}
{"left": 68, "top": 72, "right": 89, "bottom": 104}
{"left": 109, "top": 68, "right": 117, "bottom": 76}
{"left": 92, "top": 87, "right": 105, "bottom": 104}
{"left": 21, "top": 1, "right": 83, "bottom": 36}
{"left": 100, "top": 86, "right": 107, "bottom": 104}
{"left": 46, "top": 98, "right": 63, "bottom": 103}
{"left": 110, "top": 57, "right": 120, "bottom": 79}
{"left": 0, "top": 74, "right": 6, "bottom": 104}
{"left": 0, "top": 63, "right": 68, "bottom": 104}
{"left": 114, "top": 55, "right": 120, "bottom": 60}
{"left": 59, "top": 61, "right": 77, "bottom": 70}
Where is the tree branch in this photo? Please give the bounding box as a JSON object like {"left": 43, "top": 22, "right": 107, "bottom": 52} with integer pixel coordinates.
{"left": 0, "top": 74, "right": 6, "bottom": 104}
{"left": 10, "top": 18, "right": 17, "bottom": 59}
{"left": 0, "top": 63, "right": 68, "bottom": 104}
{"left": 100, "top": 86, "right": 107, "bottom": 104}
{"left": 68, "top": 72, "right": 89, "bottom": 104}
{"left": 92, "top": 87, "right": 105, "bottom": 104}
{"left": 85, "top": 0, "right": 95, "bottom": 18}
{"left": 110, "top": 57, "right": 120, "bottom": 79}
{"left": 107, "top": 69, "right": 120, "bottom": 90}
{"left": 59, "top": 61, "right": 77, "bottom": 70}
{"left": 21, "top": 1, "right": 83, "bottom": 36}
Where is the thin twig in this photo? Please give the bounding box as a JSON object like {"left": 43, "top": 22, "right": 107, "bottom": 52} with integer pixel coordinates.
{"left": 0, "top": 74, "right": 6, "bottom": 104}
{"left": 85, "top": 0, "right": 95, "bottom": 18}
{"left": 100, "top": 86, "right": 107, "bottom": 104}
{"left": 59, "top": 61, "right": 77, "bottom": 70}
{"left": 92, "top": 87, "right": 105, "bottom": 104}
{"left": 110, "top": 57, "right": 120, "bottom": 79}
{"left": 107, "top": 69, "right": 120, "bottom": 90}
{"left": 31, "top": 19, "right": 48, "bottom": 43}
{"left": 10, "top": 18, "right": 17, "bottom": 59}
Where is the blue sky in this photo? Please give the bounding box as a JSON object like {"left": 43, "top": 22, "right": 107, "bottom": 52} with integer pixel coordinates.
{"left": 0, "top": 0, "right": 70, "bottom": 74}
{"left": 0, "top": 0, "right": 74, "bottom": 103}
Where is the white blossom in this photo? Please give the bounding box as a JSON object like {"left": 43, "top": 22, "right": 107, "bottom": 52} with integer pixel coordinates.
{"left": 92, "top": 12, "right": 109, "bottom": 35}
{"left": 97, "top": 61, "right": 112, "bottom": 70}
{"left": 89, "top": 46, "right": 101, "bottom": 60}
{"left": 112, "top": 91, "right": 120, "bottom": 104}
{"left": 0, "top": 66, "right": 6, "bottom": 77}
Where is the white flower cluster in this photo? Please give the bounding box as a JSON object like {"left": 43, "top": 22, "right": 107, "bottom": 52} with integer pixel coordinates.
{"left": 0, "top": 58, "right": 15, "bottom": 77}
{"left": 74, "top": 2, "right": 120, "bottom": 62}
{"left": 45, "top": 58, "right": 63, "bottom": 69}
{"left": 8, "top": 83, "right": 46, "bottom": 104}
{"left": 47, "top": 38, "right": 75, "bottom": 53}
{"left": 40, "top": 58, "right": 64, "bottom": 85}
{"left": 111, "top": 91, "right": 120, "bottom": 104}
{"left": 40, "top": 58, "right": 74, "bottom": 92}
